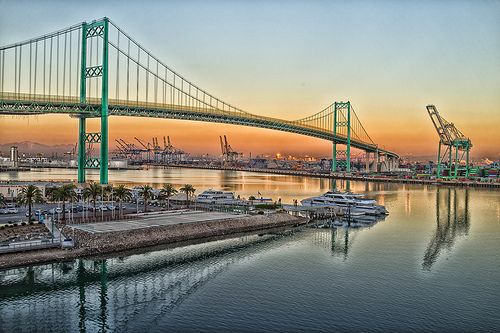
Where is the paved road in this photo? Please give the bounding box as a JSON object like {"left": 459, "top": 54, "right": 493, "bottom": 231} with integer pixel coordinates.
{"left": 71, "top": 211, "right": 244, "bottom": 234}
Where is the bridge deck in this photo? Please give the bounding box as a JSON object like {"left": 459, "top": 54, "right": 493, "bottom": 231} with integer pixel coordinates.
{"left": 0, "top": 92, "right": 398, "bottom": 158}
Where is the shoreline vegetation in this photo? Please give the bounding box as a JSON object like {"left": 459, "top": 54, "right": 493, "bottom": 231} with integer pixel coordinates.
{"left": 0, "top": 213, "right": 306, "bottom": 270}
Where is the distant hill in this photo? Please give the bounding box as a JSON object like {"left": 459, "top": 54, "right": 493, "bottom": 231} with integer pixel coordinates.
{"left": 0, "top": 141, "right": 76, "bottom": 157}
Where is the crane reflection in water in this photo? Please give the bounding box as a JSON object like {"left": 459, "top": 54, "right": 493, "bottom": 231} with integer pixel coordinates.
{"left": 422, "top": 187, "right": 470, "bottom": 270}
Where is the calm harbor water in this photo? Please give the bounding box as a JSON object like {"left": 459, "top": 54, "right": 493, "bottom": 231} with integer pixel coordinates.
{"left": 1, "top": 168, "right": 500, "bottom": 332}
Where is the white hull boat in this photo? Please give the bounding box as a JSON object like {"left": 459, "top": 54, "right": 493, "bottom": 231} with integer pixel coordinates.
{"left": 301, "top": 190, "right": 388, "bottom": 216}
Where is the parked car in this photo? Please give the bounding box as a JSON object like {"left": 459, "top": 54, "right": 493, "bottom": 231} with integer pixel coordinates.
{"left": 48, "top": 207, "right": 63, "bottom": 214}
{"left": 35, "top": 209, "right": 48, "bottom": 216}
{"left": 0, "top": 209, "right": 6, "bottom": 214}
{"left": 6, "top": 208, "right": 18, "bottom": 214}
{"left": 25, "top": 209, "right": 45, "bottom": 217}
{"left": 61, "top": 238, "right": 75, "bottom": 249}
{"left": 106, "top": 205, "right": 116, "bottom": 211}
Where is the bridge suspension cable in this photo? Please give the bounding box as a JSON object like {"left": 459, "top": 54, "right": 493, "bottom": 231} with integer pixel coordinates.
{"left": 0, "top": 23, "right": 83, "bottom": 100}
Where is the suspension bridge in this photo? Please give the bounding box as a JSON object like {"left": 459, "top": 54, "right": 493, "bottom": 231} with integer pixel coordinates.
{"left": 0, "top": 17, "right": 399, "bottom": 184}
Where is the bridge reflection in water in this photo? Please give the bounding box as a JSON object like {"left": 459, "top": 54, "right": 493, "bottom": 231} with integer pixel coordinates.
{"left": 311, "top": 214, "right": 385, "bottom": 261}
{"left": 423, "top": 188, "right": 470, "bottom": 270}
{"left": 0, "top": 233, "right": 286, "bottom": 332}
{"left": 312, "top": 228, "right": 357, "bottom": 261}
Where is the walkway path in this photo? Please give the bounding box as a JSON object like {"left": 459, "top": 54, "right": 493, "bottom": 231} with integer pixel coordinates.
{"left": 70, "top": 210, "right": 245, "bottom": 234}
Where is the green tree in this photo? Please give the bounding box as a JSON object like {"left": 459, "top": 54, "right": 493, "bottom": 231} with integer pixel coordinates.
{"left": 179, "top": 184, "right": 196, "bottom": 208}
{"left": 113, "top": 184, "right": 132, "bottom": 218}
{"left": 50, "top": 184, "right": 77, "bottom": 223}
{"left": 83, "top": 182, "right": 102, "bottom": 219}
{"left": 17, "top": 185, "right": 44, "bottom": 222}
{"left": 0, "top": 193, "right": 5, "bottom": 207}
{"left": 139, "top": 185, "right": 154, "bottom": 213}
{"left": 104, "top": 184, "right": 114, "bottom": 201}
{"left": 160, "top": 183, "right": 178, "bottom": 210}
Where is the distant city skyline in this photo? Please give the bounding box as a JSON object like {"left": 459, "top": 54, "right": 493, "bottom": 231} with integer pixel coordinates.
{"left": 1, "top": 0, "right": 499, "bottom": 159}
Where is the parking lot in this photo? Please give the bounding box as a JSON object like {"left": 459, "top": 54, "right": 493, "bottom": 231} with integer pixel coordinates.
{"left": 0, "top": 202, "right": 149, "bottom": 225}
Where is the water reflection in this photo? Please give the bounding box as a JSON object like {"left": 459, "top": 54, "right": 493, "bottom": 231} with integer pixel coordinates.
{"left": 99, "top": 261, "right": 109, "bottom": 333}
{"left": 0, "top": 234, "right": 290, "bottom": 332}
{"left": 312, "top": 214, "right": 385, "bottom": 260}
{"left": 422, "top": 188, "right": 470, "bottom": 270}
{"left": 77, "top": 260, "right": 87, "bottom": 333}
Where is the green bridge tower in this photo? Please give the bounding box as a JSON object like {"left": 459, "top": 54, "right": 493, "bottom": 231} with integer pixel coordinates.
{"left": 78, "top": 18, "right": 109, "bottom": 184}
{"left": 332, "top": 101, "right": 351, "bottom": 173}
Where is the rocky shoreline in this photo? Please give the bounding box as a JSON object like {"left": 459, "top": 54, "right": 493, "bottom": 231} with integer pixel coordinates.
{"left": 0, "top": 213, "right": 307, "bottom": 269}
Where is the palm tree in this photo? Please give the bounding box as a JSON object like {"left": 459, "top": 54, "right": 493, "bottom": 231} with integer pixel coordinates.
{"left": 17, "top": 185, "right": 44, "bottom": 222}
{"left": 50, "top": 184, "right": 77, "bottom": 223}
{"left": 248, "top": 195, "right": 256, "bottom": 206}
{"left": 113, "top": 185, "right": 132, "bottom": 218}
{"left": 83, "top": 182, "right": 101, "bottom": 219}
{"left": 104, "top": 184, "right": 114, "bottom": 201}
{"left": 138, "top": 185, "right": 154, "bottom": 213}
{"left": 160, "top": 183, "right": 178, "bottom": 210}
{"left": 179, "top": 184, "right": 196, "bottom": 208}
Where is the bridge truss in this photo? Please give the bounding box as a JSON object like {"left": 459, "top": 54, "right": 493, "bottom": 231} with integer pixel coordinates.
{"left": 0, "top": 17, "right": 399, "bottom": 184}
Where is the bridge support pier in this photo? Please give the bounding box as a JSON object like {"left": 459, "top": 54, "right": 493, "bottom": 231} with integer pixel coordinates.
{"left": 389, "top": 157, "right": 397, "bottom": 171}
{"left": 365, "top": 152, "right": 370, "bottom": 173}
{"left": 371, "top": 151, "right": 379, "bottom": 173}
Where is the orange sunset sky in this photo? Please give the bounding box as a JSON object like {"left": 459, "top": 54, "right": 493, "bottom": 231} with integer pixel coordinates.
{"left": 1, "top": 1, "right": 499, "bottom": 159}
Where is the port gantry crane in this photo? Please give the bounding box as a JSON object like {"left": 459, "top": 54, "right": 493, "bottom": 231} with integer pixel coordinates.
{"left": 426, "top": 105, "right": 472, "bottom": 179}
{"left": 162, "top": 136, "right": 185, "bottom": 163}
{"left": 63, "top": 143, "right": 78, "bottom": 162}
{"left": 134, "top": 137, "right": 153, "bottom": 161}
{"left": 220, "top": 135, "right": 242, "bottom": 166}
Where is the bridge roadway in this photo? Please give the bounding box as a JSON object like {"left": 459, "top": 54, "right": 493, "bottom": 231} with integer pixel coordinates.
{"left": 0, "top": 92, "right": 399, "bottom": 158}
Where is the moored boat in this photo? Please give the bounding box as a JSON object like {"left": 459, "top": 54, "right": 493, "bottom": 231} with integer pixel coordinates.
{"left": 300, "top": 190, "right": 388, "bottom": 216}
{"left": 196, "top": 189, "right": 236, "bottom": 204}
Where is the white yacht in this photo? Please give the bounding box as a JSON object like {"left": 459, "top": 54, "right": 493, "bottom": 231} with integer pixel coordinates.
{"left": 196, "top": 189, "right": 236, "bottom": 204}
{"left": 301, "top": 191, "right": 388, "bottom": 215}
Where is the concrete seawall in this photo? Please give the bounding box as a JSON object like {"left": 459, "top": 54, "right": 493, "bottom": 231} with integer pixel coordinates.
{"left": 69, "top": 212, "right": 306, "bottom": 255}
{"left": 0, "top": 213, "right": 306, "bottom": 269}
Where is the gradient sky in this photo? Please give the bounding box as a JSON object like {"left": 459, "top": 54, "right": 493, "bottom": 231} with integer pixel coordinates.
{"left": 1, "top": 0, "right": 499, "bottom": 159}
